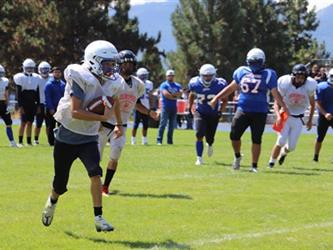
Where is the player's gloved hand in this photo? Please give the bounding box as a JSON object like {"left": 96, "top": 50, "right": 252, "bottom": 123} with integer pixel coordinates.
{"left": 217, "top": 110, "right": 222, "bottom": 117}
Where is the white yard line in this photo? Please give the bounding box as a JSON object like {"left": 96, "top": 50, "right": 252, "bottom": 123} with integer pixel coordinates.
{"left": 190, "top": 221, "right": 333, "bottom": 246}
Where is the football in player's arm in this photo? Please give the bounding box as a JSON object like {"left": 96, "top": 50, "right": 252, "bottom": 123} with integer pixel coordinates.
{"left": 42, "top": 40, "right": 122, "bottom": 232}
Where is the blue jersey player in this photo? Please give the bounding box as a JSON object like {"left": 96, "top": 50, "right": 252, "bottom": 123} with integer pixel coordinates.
{"left": 211, "top": 48, "right": 288, "bottom": 172}
{"left": 188, "top": 64, "right": 228, "bottom": 165}
{"left": 313, "top": 68, "right": 333, "bottom": 162}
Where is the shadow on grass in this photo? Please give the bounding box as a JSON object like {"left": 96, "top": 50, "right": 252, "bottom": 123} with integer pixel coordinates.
{"left": 109, "top": 190, "right": 192, "bottom": 200}
{"left": 263, "top": 169, "right": 320, "bottom": 176}
{"left": 293, "top": 167, "right": 333, "bottom": 172}
{"left": 64, "top": 231, "right": 191, "bottom": 249}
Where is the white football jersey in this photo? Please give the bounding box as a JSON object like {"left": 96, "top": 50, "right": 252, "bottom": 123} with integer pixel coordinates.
{"left": 13, "top": 72, "right": 39, "bottom": 91}
{"left": 108, "top": 75, "right": 145, "bottom": 125}
{"left": 37, "top": 74, "right": 52, "bottom": 104}
{"left": 278, "top": 75, "right": 317, "bottom": 115}
{"left": 54, "top": 64, "right": 122, "bottom": 136}
{"left": 0, "top": 77, "right": 9, "bottom": 101}
{"left": 139, "top": 79, "right": 154, "bottom": 109}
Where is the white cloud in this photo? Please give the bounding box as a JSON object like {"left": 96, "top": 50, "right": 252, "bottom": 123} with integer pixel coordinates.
{"left": 308, "top": 0, "right": 333, "bottom": 10}
{"left": 130, "top": 0, "right": 168, "bottom": 5}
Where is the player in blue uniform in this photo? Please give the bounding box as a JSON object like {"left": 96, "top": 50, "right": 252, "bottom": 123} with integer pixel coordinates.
{"left": 211, "top": 48, "right": 288, "bottom": 172}
{"left": 188, "top": 64, "right": 227, "bottom": 165}
{"left": 313, "top": 68, "right": 333, "bottom": 162}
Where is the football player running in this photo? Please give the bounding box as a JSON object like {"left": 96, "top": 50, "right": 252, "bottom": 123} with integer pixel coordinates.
{"left": 99, "top": 50, "right": 158, "bottom": 196}
{"left": 0, "top": 65, "right": 17, "bottom": 147}
{"left": 269, "top": 64, "right": 316, "bottom": 167}
{"left": 188, "top": 64, "right": 228, "bottom": 165}
{"left": 42, "top": 40, "right": 122, "bottom": 232}
{"left": 14, "top": 58, "right": 40, "bottom": 146}
{"left": 313, "top": 68, "right": 333, "bottom": 162}
{"left": 210, "top": 48, "right": 288, "bottom": 172}
{"left": 34, "top": 61, "right": 52, "bottom": 145}
{"left": 131, "top": 67, "right": 154, "bottom": 145}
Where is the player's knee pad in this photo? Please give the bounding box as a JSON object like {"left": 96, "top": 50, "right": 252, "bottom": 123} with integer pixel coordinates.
{"left": 36, "top": 118, "right": 43, "bottom": 128}
{"left": 276, "top": 136, "right": 287, "bottom": 147}
{"left": 52, "top": 180, "right": 68, "bottom": 195}
{"left": 110, "top": 146, "right": 123, "bottom": 161}
{"left": 133, "top": 121, "right": 140, "bottom": 130}
{"left": 230, "top": 131, "right": 240, "bottom": 141}
{"left": 196, "top": 131, "right": 204, "bottom": 139}
{"left": 88, "top": 166, "right": 103, "bottom": 178}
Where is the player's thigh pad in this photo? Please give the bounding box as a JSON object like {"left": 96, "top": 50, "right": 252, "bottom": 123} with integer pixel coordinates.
{"left": 287, "top": 117, "right": 303, "bottom": 151}
{"left": 230, "top": 110, "right": 249, "bottom": 141}
{"left": 110, "top": 127, "right": 127, "bottom": 160}
{"left": 78, "top": 142, "right": 102, "bottom": 177}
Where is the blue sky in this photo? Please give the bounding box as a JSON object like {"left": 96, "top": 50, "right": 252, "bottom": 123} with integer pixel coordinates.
{"left": 130, "top": 0, "right": 333, "bottom": 11}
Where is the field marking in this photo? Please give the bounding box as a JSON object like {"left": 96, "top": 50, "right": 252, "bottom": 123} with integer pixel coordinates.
{"left": 190, "top": 221, "right": 333, "bottom": 246}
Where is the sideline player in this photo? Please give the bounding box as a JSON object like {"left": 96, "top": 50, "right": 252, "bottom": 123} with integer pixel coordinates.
{"left": 0, "top": 65, "right": 17, "bottom": 147}
{"left": 188, "top": 64, "right": 227, "bottom": 165}
{"left": 41, "top": 40, "right": 122, "bottom": 232}
{"left": 14, "top": 59, "right": 40, "bottom": 146}
{"left": 34, "top": 61, "right": 52, "bottom": 145}
{"left": 210, "top": 48, "right": 288, "bottom": 172}
{"left": 313, "top": 68, "right": 333, "bottom": 162}
{"left": 131, "top": 67, "right": 154, "bottom": 145}
{"left": 268, "top": 64, "right": 316, "bottom": 167}
{"left": 99, "top": 50, "right": 158, "bottom": 196}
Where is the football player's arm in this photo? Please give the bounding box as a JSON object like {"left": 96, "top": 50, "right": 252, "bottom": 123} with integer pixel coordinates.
{"left": 135, "top": 98, "right": 158, "bottom": 120}
{"left": 70, "top": 82, "right": 111, "bottom": 122}
{"left": 36, "top": 86, "right": 41, "bottom": 114}
{"left": 111, "top": 96, "right": 123, "bottom": 139}
{"left": 16, "top": 85, "right": 24, "bottom": 114}
{"left": 210, "top": 81, "right": 238, "bottom": 109}
{"left": 4, "top": 86, "right": 9, "bottom": 104}
{"left": 271, "top": 88, "right": 289, "bottom": 116}
{"left": 219, "top": 96, "right": 228, "bottom": 114}
{"left": 188, "top": 91, "right": 195, "bottom": 114}
{"left": 316, "top": 100, "right": 332, "bottom": 121}
{"left": 306, "top": 95, "right": 315, "bottom": 130}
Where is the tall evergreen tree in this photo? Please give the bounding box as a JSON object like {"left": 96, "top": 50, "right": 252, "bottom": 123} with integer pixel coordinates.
{"left": 170, "top": 0, "right": 329, "bottom": 81}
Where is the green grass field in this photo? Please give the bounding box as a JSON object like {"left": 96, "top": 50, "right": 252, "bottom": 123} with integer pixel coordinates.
{"left": 1, "top": 125, "right": 333, "bottom": 250}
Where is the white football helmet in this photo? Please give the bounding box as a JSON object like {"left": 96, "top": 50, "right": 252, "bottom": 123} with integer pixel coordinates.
{"left": 136, "top": 67, "right": 149, "bottom": 81}
{"left": 328, "top": 68, "right": 333, "bottom": 83}
{"left": 84, "top": 40, "right": 119, "bottom": 80}
{"left": 38, "top": 61, "right": 51, "bottom": 78}
{"left": 22, "top": 58, "right": 36, "bottom": 74}
{"left": 199, "top": 64, "right": 216, "bottom": 87}
{"left": 246, "top": 48, "right": 265, "bottom": 72}
{"left": 0, "top": 64, "right": 5, "bottom": 78}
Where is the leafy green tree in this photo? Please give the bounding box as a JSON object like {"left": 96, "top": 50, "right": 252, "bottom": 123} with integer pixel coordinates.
{"left": 170, "top": 0, "right": 330, "bottom": 81}
{"left": 0, "top": 0, "right": 58, "bottom": 76}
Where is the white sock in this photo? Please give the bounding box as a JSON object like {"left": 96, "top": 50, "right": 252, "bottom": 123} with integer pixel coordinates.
{"left": 269, "top": 157, "right": 276, "bottom": 163}
{"left": 142, "top": 136, "right": 147, "bottom": 144}
{"left": 131, "top": 137, "right": 136, "bottom": 144}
